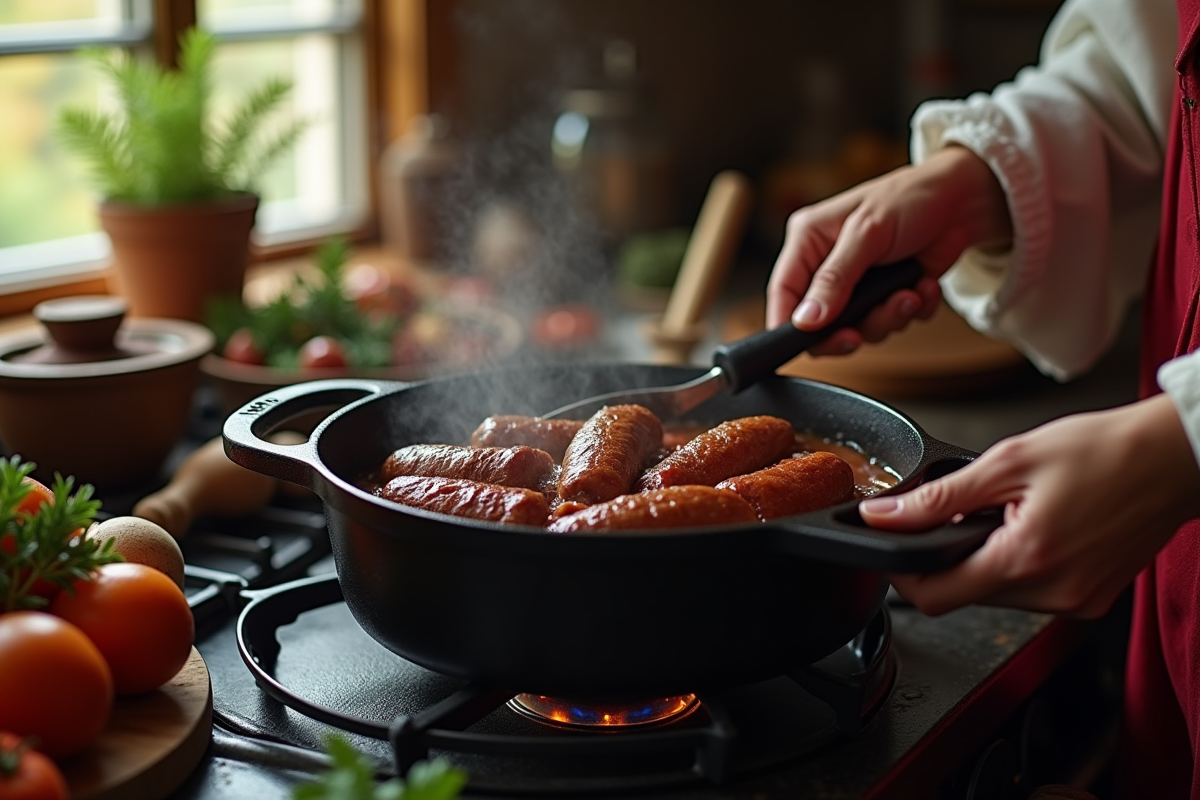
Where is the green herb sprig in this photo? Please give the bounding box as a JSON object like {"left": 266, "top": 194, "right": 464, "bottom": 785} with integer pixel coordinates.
{"left": 207, "top": 237, "right": 401, "bottom": 369}
{"left": 56, "top": 27, "right": 308, "bottom": 205}
{"left": 293, "top": 734, "right": 467, "bottom": 800}
{"left": 0, "top": 457, "right": 119, "bottom": 613}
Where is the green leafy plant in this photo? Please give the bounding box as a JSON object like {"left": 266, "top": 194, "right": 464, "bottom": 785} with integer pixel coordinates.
{"left": 0, "top": 458, "right": 118, "bottom": 613}
{"left": 56, "top": 27, "right": 308, "bottom": 205}
{"left": 293, "top": 734, "right": 467, "bottom": 800}
{"left": 207, "top": 237, "right": 404, "bottom": 369}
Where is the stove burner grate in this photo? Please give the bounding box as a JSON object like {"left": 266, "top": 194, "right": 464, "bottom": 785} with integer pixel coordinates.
{"left": 234, "top": 574, "right": 895, "bottom": 793}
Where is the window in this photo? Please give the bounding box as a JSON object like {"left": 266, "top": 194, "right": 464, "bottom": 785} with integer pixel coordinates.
{"left": 0, "top": 0, "right": 371, "bottom": 292}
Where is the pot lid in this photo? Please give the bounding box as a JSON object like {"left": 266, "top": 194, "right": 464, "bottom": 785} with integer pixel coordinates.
{"left": 0, "top": 296, "right": 214, "bottom": 380}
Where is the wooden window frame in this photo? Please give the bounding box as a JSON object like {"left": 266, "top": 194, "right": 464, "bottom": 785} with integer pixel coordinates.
{"left": 1, "top": 0, "right": 446, "bottom": 317}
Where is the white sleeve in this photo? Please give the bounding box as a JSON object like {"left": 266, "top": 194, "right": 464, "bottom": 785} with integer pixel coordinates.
{"left": 910, "top": 0, "right": 1176, "bottom": 381}
{"left": 1158, "top": 352, "right": 1200, "bottom": 467}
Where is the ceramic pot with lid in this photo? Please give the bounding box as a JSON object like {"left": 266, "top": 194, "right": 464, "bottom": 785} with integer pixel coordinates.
{"left": 0, "top": 296, "right": 213, "bottom": 493}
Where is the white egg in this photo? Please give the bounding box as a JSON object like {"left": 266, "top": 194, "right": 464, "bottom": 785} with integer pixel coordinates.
{"left": 88, "top": 516, "right": 186, "bottom": 589}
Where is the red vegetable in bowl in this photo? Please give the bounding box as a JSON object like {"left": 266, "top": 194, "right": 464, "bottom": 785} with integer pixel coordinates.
{"left": 222, "top": 327, "right": 265, "bottom": 366}
{"left": 298, "top": 336, "right": 348, "bottom": 369}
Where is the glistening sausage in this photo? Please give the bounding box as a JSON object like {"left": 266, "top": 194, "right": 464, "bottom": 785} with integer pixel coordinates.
{"left": 376, "top": 476, "right": 550, "bottom": 526}
{"left": 558, "top": 405, "right": 663, "bottom": 505}
{"left": 636, "top": 415, "right": 797, "bottom": 491}
{"left": 470, "top": 416, "right": 585, "bottom": 462}
{"left": 381, "top": 444, "right": 555, "bottom": 491}
{"left": 716, "top": 451, "right": 855, "bottom": 521}
{"left": 546, "top": 485, "right": 757, "bottom": 532}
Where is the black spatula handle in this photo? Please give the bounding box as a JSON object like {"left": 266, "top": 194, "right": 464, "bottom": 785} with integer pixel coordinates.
{"left": 713, "top": 258, "right": 924, "bottom": 393}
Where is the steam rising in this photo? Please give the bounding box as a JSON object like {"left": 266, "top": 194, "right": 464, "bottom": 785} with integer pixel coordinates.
{"left": 427, "top": 1, "right": 629, "bottom": 325}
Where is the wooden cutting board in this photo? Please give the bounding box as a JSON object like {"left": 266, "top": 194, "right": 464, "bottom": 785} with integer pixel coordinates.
{"left": 723, "top": 297, "right": 1031, "bottom": 398}
{"left": 60, "top": 647, "right": 212, "bottom": 800}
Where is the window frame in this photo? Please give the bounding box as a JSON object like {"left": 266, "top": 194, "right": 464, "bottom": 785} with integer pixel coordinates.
{"left": 0, "top": 0, "right": 442, "bottom": 314}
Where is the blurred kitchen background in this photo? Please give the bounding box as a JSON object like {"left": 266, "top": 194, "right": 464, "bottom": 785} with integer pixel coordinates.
{"left": 0, "top": 0, "right": 1065, "bottom": 395}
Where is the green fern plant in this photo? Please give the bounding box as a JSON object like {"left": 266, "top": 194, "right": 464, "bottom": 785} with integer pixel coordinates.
{"left": 56, "top": 27, "right": 308, "bottom": 205}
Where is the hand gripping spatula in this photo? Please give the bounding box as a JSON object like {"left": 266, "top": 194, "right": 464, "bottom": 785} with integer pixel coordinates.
{"left": 542, "top": 258, "right": 924, "bottom": 420}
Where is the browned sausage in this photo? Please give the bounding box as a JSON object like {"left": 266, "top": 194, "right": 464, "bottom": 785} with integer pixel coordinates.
{"left": 546, "top": 485, "right": 757, "bottom": 532}
{"left": 381, "top": 444, "right": 555, "bottom": 491}
{"left": 716, "top": 451, "right": 855, "bottom": 521}
{"left": 375, "top": 476, "right": 550, "bottom": 526}
{"left": 636, "top": 416, "right": 797, "bottom": 492}
{"left": 558, "top": 405, "right": 663, "bottom": 505}
{"left": 470, "top": 416, "right": 585, "bottom": 462}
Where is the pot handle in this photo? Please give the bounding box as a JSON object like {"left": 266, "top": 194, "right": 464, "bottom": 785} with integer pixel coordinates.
{"left": 222, "top": 378, "right": 390, "bottom": 489}
{"left": 766, "top": 451, "right": 1002, "bottom": 573}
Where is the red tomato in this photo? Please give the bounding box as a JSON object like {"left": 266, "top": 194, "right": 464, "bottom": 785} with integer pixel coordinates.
{"left": 0, "top": 733, "right": 69, "bottom": 800}
{"left": 298, "top": 336, "right": 347, "bottom": 369}
{"left": 223, "top": 327, "right": 266, "bottom": 366}
{"left": 0, "top": 612, "right": 112, "bottom": 759}
{"left": 51, "top": 562, "right": 193, "bottom": 695}
{"left": 13, "top": 477, "right": 54, "bottom": 518}
{"left": 1, "top": 478, "right": 63, "bottom": 603}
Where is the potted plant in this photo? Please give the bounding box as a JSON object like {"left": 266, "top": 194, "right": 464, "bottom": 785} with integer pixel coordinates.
{"left": 56, "top": 28, "right": 307, "bottom": 322}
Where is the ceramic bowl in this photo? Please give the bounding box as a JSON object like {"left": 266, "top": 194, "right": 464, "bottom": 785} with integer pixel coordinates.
{"left": 0, "top": 296, "right": 213, "bottom": 493}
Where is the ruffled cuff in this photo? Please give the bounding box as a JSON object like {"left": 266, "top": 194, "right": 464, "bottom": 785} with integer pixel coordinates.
{"left": 910, "top": 99, "right": 1051, "bottom": 338}
{"left": 1157, "top": 351, "right": 1200, "bottom": 468}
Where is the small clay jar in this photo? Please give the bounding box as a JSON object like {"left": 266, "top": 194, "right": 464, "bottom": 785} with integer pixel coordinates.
{"left": 0, "top": 296, "right": 213, "bottom": 493}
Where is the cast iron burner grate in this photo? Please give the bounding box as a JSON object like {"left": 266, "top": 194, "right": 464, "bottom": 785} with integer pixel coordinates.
{"left": 233, "top": 574, "right": 896, "bottom": 794}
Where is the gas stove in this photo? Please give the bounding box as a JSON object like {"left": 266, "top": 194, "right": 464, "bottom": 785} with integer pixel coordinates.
{"left": 150, "top": 486, "right": 1126, "bottom": 800}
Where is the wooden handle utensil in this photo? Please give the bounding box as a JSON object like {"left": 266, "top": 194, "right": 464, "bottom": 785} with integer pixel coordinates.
{"left": 132, "top": 431, "right": 306, "bottom": 538}
{"left": 647, "top": 170, "right": 753, "bottom": 364}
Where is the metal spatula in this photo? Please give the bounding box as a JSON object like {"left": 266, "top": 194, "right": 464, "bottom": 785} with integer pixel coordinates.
{"left": 542, "top": 258, "right": 924, "bottom": 420}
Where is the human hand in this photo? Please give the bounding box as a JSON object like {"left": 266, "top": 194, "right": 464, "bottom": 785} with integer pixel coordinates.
{"left": 863, "top": 395, "right": 1200, "bottom": 618}
{"left": 766, "top": 146, "right": 1012, "bottom": 355}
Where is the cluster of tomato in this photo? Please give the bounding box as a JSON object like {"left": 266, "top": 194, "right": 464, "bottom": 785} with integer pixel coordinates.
{"left": 0, "top": 478, "right": 194, "bottom": 800}
{"left": 220, "top": 262, "right": 424, "bottom": 371}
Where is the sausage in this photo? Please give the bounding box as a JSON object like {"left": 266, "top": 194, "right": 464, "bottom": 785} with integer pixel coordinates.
{"left": 546, "top": 485, "right": 757, "bottom": 532}
{"left": 636, "top": 416, "right": 797, "bottom": 492}
{"left": 550, "top": 500, "right": 589, "bottom": 519}
{"left": 557, "top": 405, "right": 663, "bottom": 505}
{"left": 470, "top": 416, "right": 585, "bottom": 462}
{"left": 381, "top": 444, "right": 555, "bottom": 491}
{"left": 716, "top": 451, "right": 855, "bottom": 521}
{"left": 375, "top": 476, "right": 550, "bottom": 526}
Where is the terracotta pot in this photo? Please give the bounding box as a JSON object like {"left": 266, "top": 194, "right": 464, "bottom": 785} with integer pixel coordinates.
{"left": 99, "top": 193, "right": 259, "bottom": 322}
{"left": 0, "top": 296, "right": 213, "bottom": 493}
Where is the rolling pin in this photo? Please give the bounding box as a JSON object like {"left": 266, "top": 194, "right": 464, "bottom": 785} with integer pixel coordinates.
{"left": 132, "top": 431, "right": 306, "bottom": 539}
{"left": 646, "top": 170, "right": 753, "bottom": 364}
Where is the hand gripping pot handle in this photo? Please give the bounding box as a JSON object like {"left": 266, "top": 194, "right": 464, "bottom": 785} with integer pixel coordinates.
{"left": 766, "top": 443, "right": 1003, "bottom": 573}
{"left": 221, "top": 379, "right": 389, "bottom": 490}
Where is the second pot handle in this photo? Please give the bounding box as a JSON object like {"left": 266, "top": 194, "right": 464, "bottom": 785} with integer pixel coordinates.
{"left": 766, "top": 454, "right": 1002, "bottom": 573}
{"left": 221, "top": 378, "right": 389, "bottom": 490}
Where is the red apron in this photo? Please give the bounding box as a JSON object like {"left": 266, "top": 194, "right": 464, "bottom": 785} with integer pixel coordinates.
{"left": 1116, "top": 1, "right": 1200, "bottom": 795}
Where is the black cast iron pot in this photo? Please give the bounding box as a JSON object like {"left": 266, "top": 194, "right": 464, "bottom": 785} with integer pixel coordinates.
{"left": 223, "top": 362, "right": 998, "bottom": 697}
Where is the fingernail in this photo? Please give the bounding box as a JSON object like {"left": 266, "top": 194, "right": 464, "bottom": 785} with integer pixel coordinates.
{"left": 837, "top": 338, "right": 857, "bottom": 354}
{"left": 861, "top": 496, "right": 901, "bottom": 515}
{"left": 793, "top": 299, "right": 822, "bottom": 327}
{"left": 898, "top": 295, "right": 919, "bottom": 316}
